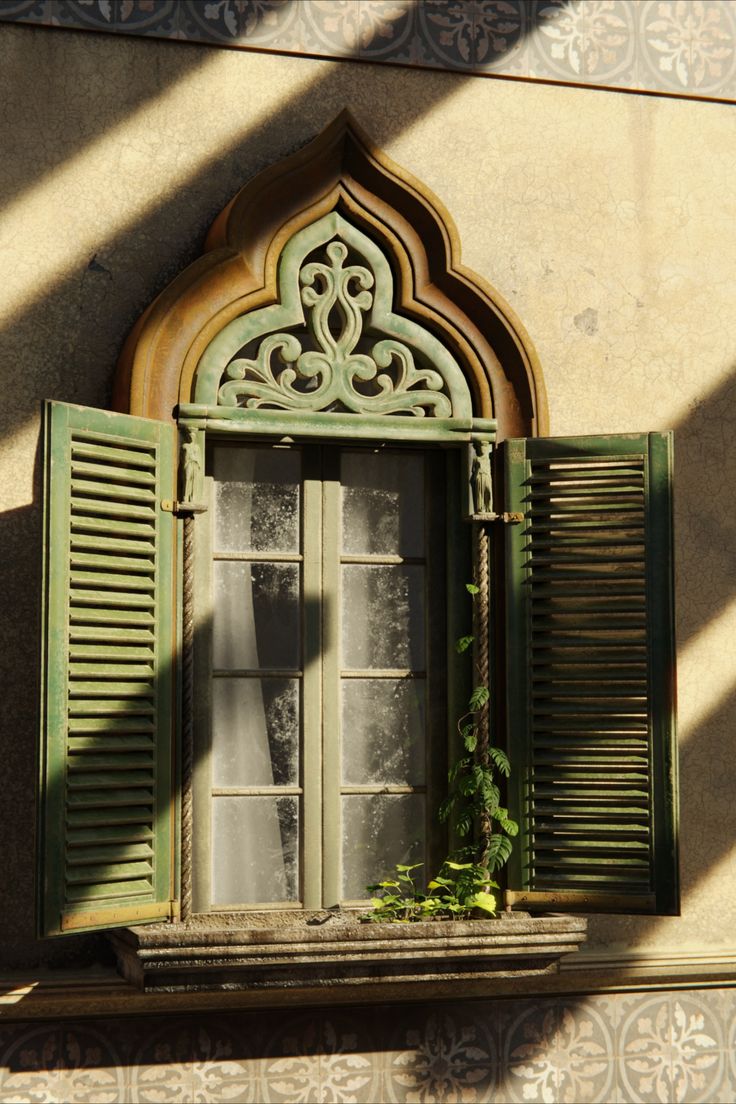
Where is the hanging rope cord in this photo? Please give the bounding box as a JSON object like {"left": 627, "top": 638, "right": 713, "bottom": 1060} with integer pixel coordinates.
{"left": 180, "top": 513, "right": 195, "bottom": 922}
{"left": 474, "top": 522, "right": 492, "bottom": 865}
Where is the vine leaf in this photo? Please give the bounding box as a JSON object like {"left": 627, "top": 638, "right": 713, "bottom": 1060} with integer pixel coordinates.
{"left": 469, "top": 685, "right": 489, "bottom": 711}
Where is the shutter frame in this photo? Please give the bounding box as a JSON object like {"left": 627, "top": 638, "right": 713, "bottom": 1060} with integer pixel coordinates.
{"left": 39, "top": 401, "right": 179, "bottom": 936}
{"left": 503, "top": 432, "right": 678, "bottom": 915}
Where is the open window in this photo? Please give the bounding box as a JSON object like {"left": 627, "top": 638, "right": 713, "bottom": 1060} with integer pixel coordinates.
{"left": 37, "top": 114, "right": 678, "bottom": 946}
{"left": 195, "top": 441, "right": 452, "bottom": 912}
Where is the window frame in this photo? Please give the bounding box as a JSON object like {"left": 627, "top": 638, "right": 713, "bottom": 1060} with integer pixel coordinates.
{"left": 189, "top": 430, "right": 472, "bottom": 917}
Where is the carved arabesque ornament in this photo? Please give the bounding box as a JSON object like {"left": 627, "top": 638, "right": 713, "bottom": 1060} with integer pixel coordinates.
{"left": 199, "top": 213, "right": 472, "bottom": 419}
{"left": 113, "top": 111, "right": 546, "bottom": 438}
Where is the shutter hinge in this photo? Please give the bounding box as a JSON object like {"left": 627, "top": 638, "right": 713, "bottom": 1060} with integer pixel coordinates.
{"left": 469, "top": 511, "right": 524, "bottom": 524}
{"left": 161, "top": 500, "right": 208, "bottom": 515}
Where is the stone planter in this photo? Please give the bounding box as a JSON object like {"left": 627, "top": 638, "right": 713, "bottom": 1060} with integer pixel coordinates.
{"left": 110, "top": 911, "right": 588, "bottom": 1004}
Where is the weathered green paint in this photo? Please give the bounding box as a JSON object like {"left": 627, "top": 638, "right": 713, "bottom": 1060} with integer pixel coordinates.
{"left": 177, "top": 405, "right": 488, "bottom": 446}
{"left": 195, "top": 213, "right": 473, "bottom": 419}
{"left": 39, "top": 401, "right": 178, "bottom": 936}
{"left": 503, "top": 432, "right": 678, "bottom": 916}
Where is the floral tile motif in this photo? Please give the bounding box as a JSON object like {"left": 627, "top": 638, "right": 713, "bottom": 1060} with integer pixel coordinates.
{"left": 262, "top": 1013, "right": 377, "bottom": 1103}
{"left": 528, "top": 0, "right": 638, "bottom": 85}
{"left": 0, "top": 1025, "right": 124, "bottom": 1104}
{"left": 49, "top": 0, "right": 116, "bottom": 28}
{"left": 130, "top": 1019, "right": 261, "bottom": 1102}
{"left": 179, "top": 0, "right": 299, "bottom": 47}
{"left": 114, "top": 0, "right": 180, "bottom": 37}
{"left": 301, "top": 0, "right": 415, "bottom": 63}
{"left": 472, "top": 1, "right": 529, "bottom": 74}
{"left": 385, "top": 1008, "right": 496, "bottom": 1103}
{"left": 0, "top": 0, "right": 53, "bottom": 20}
{"left": 639, "top": 0, "right": 736, "bottom": 94}
{"left": 416, "top": 0, "right": 476, "bottom": 69}
{"left": 2, "top": 0, "right": 736, "bottom": 100}
{"left": 618, "top": 995, "right": 724, "bottom": 1104}
{"left": 500, "top": 1000, "right": 614, "bottom": 1103}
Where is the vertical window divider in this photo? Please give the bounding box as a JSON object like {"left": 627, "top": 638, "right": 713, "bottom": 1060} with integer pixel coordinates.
{"left": 320, "top": 449, "right": 341, "bottom": 908}
{"left": 302, "top": 449, "right": 325, "bottom": 909}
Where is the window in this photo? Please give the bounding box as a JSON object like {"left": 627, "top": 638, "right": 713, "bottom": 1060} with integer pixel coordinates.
{"left": 36, "top": 114, "right": 679, "bottom": 942}
{"left": 194, "top": 443, "right": 451, "bottom": 912}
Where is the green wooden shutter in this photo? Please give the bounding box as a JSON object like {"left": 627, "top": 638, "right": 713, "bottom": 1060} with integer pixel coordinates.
{"left": 39, "top": 401, "right": 179, "bottom": 936}
{"left": 503, "top": 433, "right": 678, "bottom": 915}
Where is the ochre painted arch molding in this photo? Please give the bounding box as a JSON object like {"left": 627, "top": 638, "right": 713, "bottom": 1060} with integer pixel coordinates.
{"left": 113, "top": 111, "right": 547, "bottom": 438}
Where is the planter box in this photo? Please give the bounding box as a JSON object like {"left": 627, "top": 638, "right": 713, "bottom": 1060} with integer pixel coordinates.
{"left": 110, "top": 911, "right": 588, "bottom": 1002}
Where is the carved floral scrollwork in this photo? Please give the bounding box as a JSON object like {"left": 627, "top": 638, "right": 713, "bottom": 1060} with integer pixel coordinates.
{"left": 217, "top": 240, "right": 452, "bottom": 417}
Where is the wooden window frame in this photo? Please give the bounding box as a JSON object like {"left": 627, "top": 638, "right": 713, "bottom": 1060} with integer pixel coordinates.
{"left": 189, "top": 432, "right": 468, "bottom": 917}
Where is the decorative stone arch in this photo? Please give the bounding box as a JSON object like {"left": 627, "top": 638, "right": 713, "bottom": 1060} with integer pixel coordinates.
{"left": 113, "top": 111, "right": 547, "bottom": 440}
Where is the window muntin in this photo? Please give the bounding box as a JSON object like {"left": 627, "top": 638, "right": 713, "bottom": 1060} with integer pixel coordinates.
{"left": 204, "top": 442, "right": 447, "bottom": 910}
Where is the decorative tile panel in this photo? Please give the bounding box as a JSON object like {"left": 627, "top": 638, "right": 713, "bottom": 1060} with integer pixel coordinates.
{"left": 500, "top": 1000, "right": 615, "bottom": 1103}
{"left": 528, "top": 0, "right": 638, "bottom": 87}
{"left": 3, "top": 989, "right": 736, "bottom": 1103}
{"left": 618, "top": 994, "right": 724, "bottom": 1104}
{"left": 385, "top": 1007, "right": 497, "bottom": 1102}
{"left": 2, "top": 0, "right": 736, "bottom": 101}
{"left": 638, "top": 0, "right": 736, "bottom": 95}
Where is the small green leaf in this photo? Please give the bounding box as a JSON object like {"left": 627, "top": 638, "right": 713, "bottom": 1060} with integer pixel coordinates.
{"left": 455, "top": 635, "right": 474, "bottom": 654}
{"left": 463, "top": 730, "right": 478, "bottom": 752}
{"left": 469, "top": 686, "right": 489, "bottom": 711}
{"left": 467, "top": 890, "right": 497, "bottom": 914}
{"left": 449, "top": 757, "right": 470, "bottom": 782}
{"left": 466, "top": 583, "right": 480, "bottom": 595}
{"left": 396, "top": 863, "right": 423, "bottom": 873}
{"left": 489, "top": 747, "right": 511, "bottom": 776}
{"left": 486, "top": 834, "right": 513, "bottom": 872}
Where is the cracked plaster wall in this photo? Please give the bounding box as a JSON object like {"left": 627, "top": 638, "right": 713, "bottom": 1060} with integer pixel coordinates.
{"left": 1, "top": 24, "right": 735, "bottom": 971}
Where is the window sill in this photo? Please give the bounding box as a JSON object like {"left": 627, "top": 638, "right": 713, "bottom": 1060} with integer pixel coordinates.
{"left": 109, "top": 911, "right": 588, "bottom": 1002}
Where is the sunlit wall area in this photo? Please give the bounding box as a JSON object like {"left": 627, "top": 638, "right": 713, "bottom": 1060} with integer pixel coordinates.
{"left": 1, "top": 11, "right": 735, "bottom": 1101}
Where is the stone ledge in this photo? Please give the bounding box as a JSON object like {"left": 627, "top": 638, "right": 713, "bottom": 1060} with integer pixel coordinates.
{"left": 109, "top": 911, "right": 588, "bottom": 998}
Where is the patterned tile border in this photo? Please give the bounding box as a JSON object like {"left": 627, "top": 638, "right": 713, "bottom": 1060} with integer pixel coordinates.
{"left": 1, "top": 0, "right": 735, "bottom": 103}
{"left": 1, "top": 987, "right": 736, "bottom": 1102}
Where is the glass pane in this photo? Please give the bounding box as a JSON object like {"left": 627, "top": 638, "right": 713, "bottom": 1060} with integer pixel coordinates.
{"left": 212, "top": 796, "right": 299, "bottom": 905}
{"left": 341, "top": 794, "right": 425, "bottom": 901}
{"left": 341, "top": 680, "right": 425, "bottom": 785}
{"left": 213, "top": 561, "right": 300, "bottom": 670}
{"left": 212, "top": 447, "right": 301, "bottom": 553}
{"left": 341, "top": 451, "right": 424, "bottom": 557}
{"left": 212, "top": 678, "right": 299, "bottom": 787}
{"left": 342, "top": 565, "right": 425, "bottom": 670}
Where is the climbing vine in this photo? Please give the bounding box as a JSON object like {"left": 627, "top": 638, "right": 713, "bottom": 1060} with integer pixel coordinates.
{"left": 364, "top": 584, "right": 518, "bottom": 922}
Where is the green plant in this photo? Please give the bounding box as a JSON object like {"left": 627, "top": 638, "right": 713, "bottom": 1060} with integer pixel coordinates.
{"left": 363, "top": 860, "right": 498, "bottom": 923}
{"left": 363, "top": 583, "right": 518, "bottom": 923}
{"left": 440, "top": 583, "right": 518, "bottom": 874}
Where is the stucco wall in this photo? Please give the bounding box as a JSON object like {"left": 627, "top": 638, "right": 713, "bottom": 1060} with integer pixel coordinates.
{"left": 1, "top": 24, "right": 735, "bottom": 973}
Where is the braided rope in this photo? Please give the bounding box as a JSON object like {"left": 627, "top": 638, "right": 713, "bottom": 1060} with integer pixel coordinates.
{"left": 474, "top": 522, "right": 492, "bottom": 864}
{"left": 180, "top": 513, "right": 195, "bottom": 922}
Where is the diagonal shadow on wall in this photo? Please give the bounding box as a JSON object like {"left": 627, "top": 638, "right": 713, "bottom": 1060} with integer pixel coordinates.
{"left": 0, "top": 3, "right": 573, "bottom": 969}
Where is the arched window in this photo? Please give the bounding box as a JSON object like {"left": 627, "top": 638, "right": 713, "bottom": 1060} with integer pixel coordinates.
{"left": 38, "top": 115, "right": 678, "bottom": 940}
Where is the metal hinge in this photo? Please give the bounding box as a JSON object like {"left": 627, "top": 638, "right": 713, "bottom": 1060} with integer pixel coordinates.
{"left": 470, "top": 511, "right": 524, "bottom": 524}
{"left": 161, "top": 500, "right": 208, "bottom": 515}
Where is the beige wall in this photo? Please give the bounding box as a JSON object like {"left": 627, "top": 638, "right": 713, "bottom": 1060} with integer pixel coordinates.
{"left": 2, "top": 24, "right": 735, "bottom": 967}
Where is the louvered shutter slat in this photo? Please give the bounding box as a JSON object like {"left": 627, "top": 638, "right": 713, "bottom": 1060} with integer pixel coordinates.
{"left": 504, "top": 433, "right": 678, "bottom": 915}
{"left": 39, "top": 401, "right": 178, "bottom": 935}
